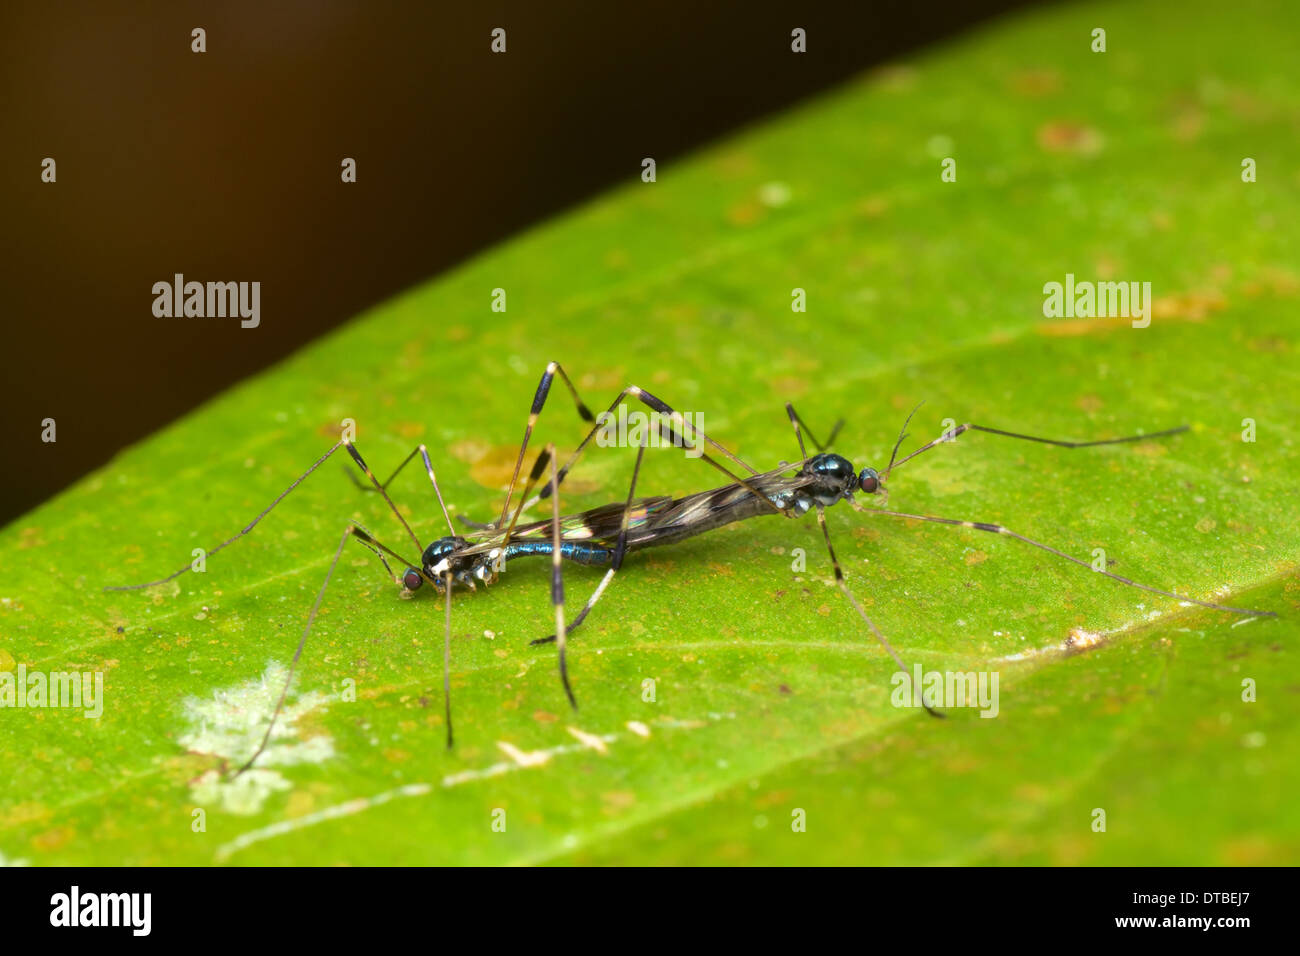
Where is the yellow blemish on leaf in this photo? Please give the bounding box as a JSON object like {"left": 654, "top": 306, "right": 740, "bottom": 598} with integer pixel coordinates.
{"left": 868, "top": 64, "right": 916, "bottom": 92}
{"left": 727, "top": 199, "right": 764, "bottom": 226}
{"left": 857, "top": 195, "right": 889, "bottom": 218}
{"left": 285, "top": 790, "right": 317, "bottom": 818}
{"left": 1036, "top": 122, "right": 1104, "bottom": 155}
{"left": 1008, "top": 69, "right": 1061, "bottom": 96}
{"left": 1151, "top": 289, "right": 1226, "bottom": 321}
{"left": 497, "top": 741, "right": 551, "bottom": 767}
{"left": 31, "top": 827, "right": 74, "bottom": 851}
{"left": 600, "top": 791, "right": 636, "bottom": 811}
{"left": 566, "top": 726, "right": 609, "bottom": 754}
{"left": 1037, "top": 315, "right": 1131, "bottom": 336}
{"left": 1171, "top": 109, "right": 1204, "bottom": 141}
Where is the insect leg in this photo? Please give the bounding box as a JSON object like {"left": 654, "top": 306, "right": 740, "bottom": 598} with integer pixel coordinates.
{"left": 786, "top": 403, "right": 844, "bottom": 456}
{"left": 853, "top": 503, "right": 1275, "bottom": 617}
{"left": 442, "top": 567, "right": 454, "bottom": 747}
{"left": 344, "top": 445, "right": 422, "bottom": 492}
{"left": 493, "top": 361, "right": 598, "bottom": 536}
{"left": 546, "top": 443, "right": 577, "bottom": 709}
{"left": 815, "top": 505, "right": 943, "bottom": 715}
{"left": 105, "top": 441, "right": 348, "bottom": 590}
{"left": 349, "top": 444, "right": 460, "bottom": 541}
{"left": 235, "top": 523, "right": 427, "bottom": 774}
{"left": 530, "top": 429, "right": 649, "bottom": 647}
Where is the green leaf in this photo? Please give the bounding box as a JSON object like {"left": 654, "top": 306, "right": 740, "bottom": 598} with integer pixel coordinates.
{"left": 2, "top": 0, "right": 1297, "bottom": 865}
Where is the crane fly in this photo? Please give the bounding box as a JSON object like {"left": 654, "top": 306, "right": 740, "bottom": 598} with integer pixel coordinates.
{"left": 105, "top": 362, "right": 1275, "bottom": 773}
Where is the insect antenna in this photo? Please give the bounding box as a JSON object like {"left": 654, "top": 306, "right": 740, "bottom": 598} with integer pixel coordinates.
{"left": 883, "top": 418, "right": 1190, "bottom": 477}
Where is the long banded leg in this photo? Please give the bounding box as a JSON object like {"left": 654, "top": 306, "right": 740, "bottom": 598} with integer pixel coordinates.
{"left": 105, "top": 438, "right": 422, "bottom": 591}
{"left": 816, "top": 507, "right": 944, "bottom": 715}
{"left": 533, "top": 384, "right": 772, "bottom": 508}
{"left": 494, "top": 362, "right": 597, "bottom": 534}
{"left": 852, "top": 503, "right": 1275, "bottom": 617}
{"left": 341, "top": 440, "right": 424, "bottom": 553}
{"left": 106, "top": 441, "right": 347, "bottom": 590}
{"left": 349, "top": 444, "right": 459, "bottom": 539}
{"left": 530, "top": 430, "right": 649, "bottom": 647}
{"left": 545, "top": 444, "right": 577, "bottom": 709}
{"left": 416, "top": 444, "right": 456, "bottom": 538}
{"left": 344, "top": 445, "right": 422, "bottom": 492}
{"left": 235, "top": 523, "right": 427, "bottom": 774}
{"left": 883, "top": 420, "right": 1189, "bottom": 477}
{"left": 492, "top": 365, "right": 782, "bottom": 530}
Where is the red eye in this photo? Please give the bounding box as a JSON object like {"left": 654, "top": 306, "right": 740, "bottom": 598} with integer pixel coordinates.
{"left": 859, "top": 469, "right": 881, "bottom": 494}
{"left": 403, "top": 569, "right": 424, "bottom": 590}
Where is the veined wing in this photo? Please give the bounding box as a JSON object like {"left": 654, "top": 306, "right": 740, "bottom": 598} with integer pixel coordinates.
{"left": 455, "top": 496, "right": 677, "bottom": 557}
{"left": 456, "top": 459, "right": 817, "bottom": 557}
{"left": 620, "top": 468, "right": 818, "bottom": 546}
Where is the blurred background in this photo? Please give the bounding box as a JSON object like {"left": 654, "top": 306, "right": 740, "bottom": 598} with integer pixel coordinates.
{"left": 0, "top": 0, "right": 1044, "bottom": 525}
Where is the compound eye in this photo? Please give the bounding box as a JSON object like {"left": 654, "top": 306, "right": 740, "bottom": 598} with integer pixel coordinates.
{"left": 403, "top": 568, "right": 424, "bottom": 590}
{"left": 859, "top": 469, "right": 881, "bottom": 494}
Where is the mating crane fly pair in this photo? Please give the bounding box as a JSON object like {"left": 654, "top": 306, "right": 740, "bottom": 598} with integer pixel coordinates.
{"left": 106, "top": 362, "right": 1274, "bottom": 773}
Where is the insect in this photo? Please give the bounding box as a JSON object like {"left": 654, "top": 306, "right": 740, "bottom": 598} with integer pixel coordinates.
{"left": 107, "top": 362, "right": 1275, "bottom": 773}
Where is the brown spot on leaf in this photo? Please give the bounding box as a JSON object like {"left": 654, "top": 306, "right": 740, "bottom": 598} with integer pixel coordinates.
{"left": 1009, "top": 69, "right": 1061, "bottom": 97}
{"left": 857, "top": 195, "right": 890, "bottom": 218}
{"left": 1036, "top": 122, "right": 1104, "bottom": 155}
{"left": 1037, "top": 315, "right": 1130, "bottom": 336}
{"left": 1151, "top": 289, "right": 1226, "bottom": 321}
{"left": 727, "top": 199, "right": 764, "bottom": 226}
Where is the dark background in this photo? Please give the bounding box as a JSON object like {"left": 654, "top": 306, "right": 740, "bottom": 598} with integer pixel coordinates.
{"left": 0, "top": 0, "right": 1043, "bottom": 525}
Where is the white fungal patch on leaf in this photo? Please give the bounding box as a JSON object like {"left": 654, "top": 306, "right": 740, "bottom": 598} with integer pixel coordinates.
{"left": 191, "top": 768, "right": 292, "bottom": 816}
{"left": 179, "top": 661, "right": 336, "bottom": 815}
